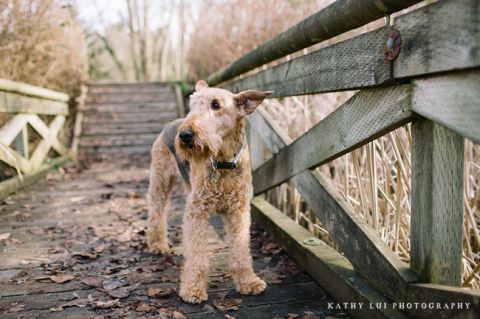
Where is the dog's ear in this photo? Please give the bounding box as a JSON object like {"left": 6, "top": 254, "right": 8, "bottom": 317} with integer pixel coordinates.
{"left": 195, "top": 80, "right": 209, "bottom": 91}
{"left": 234, "top": 90, "right": 272, "bottom": 115}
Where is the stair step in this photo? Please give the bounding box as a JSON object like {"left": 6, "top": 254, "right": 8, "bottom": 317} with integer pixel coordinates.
{"left": 83, "top": 102, "right": 178, "bottom": 113}
{"left": 82, "top": 110, "right": 177, "bottom": 122}
{"left": 82, "top": 112, "right": 177, "bottom": 124}
{"left": 87, "top": 92, "right": 175, "bottom": 104}
{"left": 82, "top": 124, "right": 165, "bottom": 136}
{"left": 87, "top": 83, "right": 170, "bottom": 94}
{"left": 80, "top": 144, "right": 152, "bottom": 154}
{"left": 80, "top": 133, "right": 158, "bottom": 147}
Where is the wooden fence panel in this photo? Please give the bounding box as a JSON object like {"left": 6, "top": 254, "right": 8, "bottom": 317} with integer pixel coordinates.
{"left": 252, "top": 85, "right": 412, "bottom": 195}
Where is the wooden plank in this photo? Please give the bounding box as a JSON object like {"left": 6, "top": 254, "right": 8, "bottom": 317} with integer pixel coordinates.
{"left": 412, "top": 70, "right": 480, "bottom": 143}
{"left": 175, "top": 84, "right": 186, "bottom": 117}
{"left": 224, "top": 27, "right": 391, "bottom": 97}
{"left": 247, "top": 123, "right": 266, "bottom": 170}
{"left": 0, "top": 91, "right": 68, "bottom": 115}
{"left": 0, "top": 114, "right": 30, "bottom": 145}
{"left": 251, "top": 197, "right": 409, "bottom": 319}
{"left": 411, "top": 120, "right": 464, "bottom": 286}
{"left": 14, "top": 126, "right": 29, "bottom": 159}
{"left": 206, "top": 0, "right": 422, "bottom": 86}
{"left": 28, "top": 115, "right": 67, "bottom": 156}
{"left": 0, "top": 78, "right": 69, "bottom": 102}
{"left": 252, "top": 85, "right": 412, "bottom": 195}
{"left": 405, "top": 283, "right": 480, "bottom": 318}
{"left": 248, "top": 109, "right": 417, "bottom": 301}
{"left": 393, "top": 0, "right": 479, "bottom": 79}
{"left": 221, "top": 0, "right": 478, "bottom": 97}
{"left": 0, "top": 143, "right": 32, "bottom": 173}
{"left": 0, "top": 155, "right": 70, "bottom": 200}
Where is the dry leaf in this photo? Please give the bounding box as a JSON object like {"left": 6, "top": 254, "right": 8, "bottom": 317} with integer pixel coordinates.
{"left": 118, "top": 232, "right": 132, "bottom": 242}
{"left": 103, "top": 279, "right": 126, "bottom": 290}
{"left": 213, "top": 293, "right": 242, "bottom": 312}
{"left": 49, "top": 306, "right": 64, "bottom": 312}
{"left": 147, "top": 287, "right": 162, "bottom": 297}
{"left": 136, "top": 302, "right": 151, "bottom": 312}
{"left": 0, "top": 233, "right": 11, "bottom": 241}
{"left": 50, "top": 274, "right": 75, "bottom": 284}
{"left": 95, "top": 299, "right": 119, "bottom": 309}
{"left": 107, "top": 287, "right": 129, "bottom": 299}
{"left": 81, "top": 276, "right": 103, "bottom": 287}
{"left": 173, "top": 311, "right": 187, "bottom": 319}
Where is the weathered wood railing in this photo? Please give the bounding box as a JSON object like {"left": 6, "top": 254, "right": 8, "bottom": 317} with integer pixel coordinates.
{"left": 209, "top": 0, "right": 479, "bottom": 318}
{"left": 0, "top": 79, "right": 71, "bottom": 199}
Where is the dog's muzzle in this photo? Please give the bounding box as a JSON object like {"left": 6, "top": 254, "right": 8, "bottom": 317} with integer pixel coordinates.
{"left": 179, "top": 129, "right": 194, "bottom": 146}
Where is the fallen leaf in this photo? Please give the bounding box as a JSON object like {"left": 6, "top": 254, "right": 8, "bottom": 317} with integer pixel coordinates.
{"left": 103, "top": 279, "right": 126, "bottom": 290}
{"left": 257, "top": 268, "right": 282, "bottom": 284}
{"left": 173, "top": 311, "right": 187, "bottom": 319}
{"left": 107, "top": 287, "right": 130, "bottom": 299}
{"left": 118, "top": 232, "right": 131, "bottom": 242}
{"left": 213, "top": 292, "right": 242, "bottom": 312}
{"left": 136, "top": 302, "right": 151, "bottom": 312}
{"left": 147, "top": 287, "right": 162, "bottom": 297}
{"left": 0, "top": 233, "right": 11, "bottom": 241}
{"left": 304, "top": 311, "right": 320, "bottom": 319}
{"left": 49, "top": 306, "right": 64, "bottom": 312}
{"left": 95, "top": 299, "right": 119, "bottom": 309}
{"left": 50, "top": 274, "right": 75, "bottom": 284}
{"left": 81, "top": 276, "right": 103, "bottom": 287}
{"left": 94, "top": 243, "right": 107, "bottom": 253}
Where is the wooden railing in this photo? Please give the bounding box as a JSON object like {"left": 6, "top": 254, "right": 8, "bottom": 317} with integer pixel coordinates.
{"left": 209, "top": 0, "right": 479, "bottom": 318}
{"left": 0, "top": 79, "right": 71, "bottom": 199}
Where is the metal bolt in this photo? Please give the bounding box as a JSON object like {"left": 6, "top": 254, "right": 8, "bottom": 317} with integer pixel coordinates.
{"left": 385, "top": 30, "right": 401, "bottom": 61}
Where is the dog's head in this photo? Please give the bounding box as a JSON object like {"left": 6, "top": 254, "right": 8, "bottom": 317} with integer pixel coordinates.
{"left": 175, "top": 80, "right": 271, "bottom": 160}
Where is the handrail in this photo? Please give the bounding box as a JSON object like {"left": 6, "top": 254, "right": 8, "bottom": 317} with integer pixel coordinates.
{"left": 0, "top": 78, "right": 69, "bottom": 102}
{"left": 206, "top": 0, "right": 423, "bottom": 86}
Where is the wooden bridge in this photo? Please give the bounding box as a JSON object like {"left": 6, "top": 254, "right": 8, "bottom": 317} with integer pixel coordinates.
{"left": 0, "top": 0, "right": 479, "bottom": 318}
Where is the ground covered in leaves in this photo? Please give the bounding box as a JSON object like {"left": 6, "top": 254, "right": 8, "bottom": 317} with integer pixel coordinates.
{"left": 0, "top": 153, "right": 349, "bottom": 319}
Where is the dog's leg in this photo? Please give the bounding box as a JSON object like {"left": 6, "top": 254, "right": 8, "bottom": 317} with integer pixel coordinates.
{"left": 222, "top": 207, "right": 267, "bottom": 295}
{"left": 147, "top": 137, "right": 176, "bottom": 254}
{"left": 179, "top": 201, "right": 210, "bottom": 303}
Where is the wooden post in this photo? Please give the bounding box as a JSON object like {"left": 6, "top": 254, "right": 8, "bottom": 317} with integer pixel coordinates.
{"left": 14, "top": 125, "right": 29, "bottom": 159}
{"left": 246, "top": 123, "right": 265, "bottom": 171}
{"left": 411, "top": 119, "right": 464, "bottom": 286}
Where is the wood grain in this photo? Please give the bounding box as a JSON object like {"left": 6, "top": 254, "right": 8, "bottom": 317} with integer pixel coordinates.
{"left": 0, "top": 91, "right": 68, "bottom": 115}
{"left": 0, "top": 78, "right": 69, "bottom": 102}
{"left": 412, "top": 70, "right": 480, "bottom": 143}
{"left": 411, "top": 120, "right": 464, "bottom": 286}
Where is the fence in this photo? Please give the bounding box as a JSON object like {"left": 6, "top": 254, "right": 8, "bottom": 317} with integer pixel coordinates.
{"left": 208, "top": 0, "right": 480, "bottom": 318}
{"left": 0, "top": 79, "right": 71, "bottom": 199}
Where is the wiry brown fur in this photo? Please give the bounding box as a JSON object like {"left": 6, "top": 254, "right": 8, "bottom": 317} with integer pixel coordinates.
{"left": 147, "top": 80, "right": 271, "bottom": 304}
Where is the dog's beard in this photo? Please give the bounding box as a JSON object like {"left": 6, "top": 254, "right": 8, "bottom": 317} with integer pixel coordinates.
{"left": 175, "top": 128, "right": 222, "bottom": 161}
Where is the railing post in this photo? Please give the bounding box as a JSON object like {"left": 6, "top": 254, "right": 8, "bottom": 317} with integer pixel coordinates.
{"left": 411, "top": 119, "right": 464, "bottom": 286}
{"left": 246, "top": 123, "right": 265, "bottom": 171}
{"left": 15, "top": 125, "right": 29, "bottom": 159}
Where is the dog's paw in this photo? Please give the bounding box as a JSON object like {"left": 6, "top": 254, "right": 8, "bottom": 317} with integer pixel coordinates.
{"left": 236, "top": 277, "right": 267, "bottom": 295}
{"left": 147, "top": 240, "right": 170, "bottom": 254}
{"left": 179, "top": 286, "right": 208, "bottom": 304}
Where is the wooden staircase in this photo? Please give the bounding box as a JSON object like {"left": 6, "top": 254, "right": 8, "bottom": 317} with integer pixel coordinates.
{"left": 80, "top": 82, "right": 182, "bottom": 154}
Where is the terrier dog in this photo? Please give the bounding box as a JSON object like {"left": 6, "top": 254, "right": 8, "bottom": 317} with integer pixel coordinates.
{"left": 147, "top": 80, "right": 272, "bottom": 303}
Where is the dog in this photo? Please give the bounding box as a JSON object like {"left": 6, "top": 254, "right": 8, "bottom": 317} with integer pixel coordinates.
{"left": 147, "top": 80, "right": 272, "bottom": 304}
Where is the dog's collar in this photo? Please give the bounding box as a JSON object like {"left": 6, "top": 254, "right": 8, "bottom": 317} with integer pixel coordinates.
{"left": 210, "top": 136, "right": 246, "bottom": 171}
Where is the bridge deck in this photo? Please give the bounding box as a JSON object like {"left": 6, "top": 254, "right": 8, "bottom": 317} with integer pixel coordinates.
{"left": 0, "top": 83, "right": 348, "bottom": 319}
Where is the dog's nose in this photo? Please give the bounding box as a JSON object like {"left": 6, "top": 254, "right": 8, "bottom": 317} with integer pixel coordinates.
{"left": 179, "top": 130, "right": 194, "bottom": 143}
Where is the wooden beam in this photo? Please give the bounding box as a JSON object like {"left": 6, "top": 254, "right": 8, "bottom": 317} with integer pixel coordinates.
{"left": 224, "top": 27, "right": 391, "bottom": 97}
{"left": 411, "top": 120, "right": 464, "bottom": 286}
{"left": 174, "top": 84, "right": 186, "bottom": 117}
{"left": 0, "top": 155, "right": 70, "bottom": 201}
{"left": 206, "top": 0, "right": 422, "bottom": 86}
{"left": 0, "top": 114, "right": 31, "bottom": 146}
{"left": 221, "top": 0, "right": 479, "bottom": 97}
{"left": 248, "top": 108, "right": 417, "bottom": 301}
{"left": 251, "top": 197, "right": 409, "bottom": 319}
{"left": 0, "top": 91, "right": 68, "bottom": 115}
{"left": 393, "top": 0, "right": 479, "bottom": 79}
{"left": 412, "top": 70, "right": 480, "bottom": 143}
{"left": 0, "top": 78, "right": 69, "bottom": 102}
{"left": 405, "top": 283, "right": 480, "bottom": 318}
{"left": 252, "top": 85, "right": 412, "bottom": 195}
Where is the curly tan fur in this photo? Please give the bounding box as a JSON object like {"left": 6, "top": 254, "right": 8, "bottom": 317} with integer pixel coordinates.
{"left": 147, "top": 80, "right": 272, "bottom": 303}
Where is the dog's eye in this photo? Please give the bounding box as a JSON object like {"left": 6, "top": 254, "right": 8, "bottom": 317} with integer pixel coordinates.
{"left": 210, "top": 100, "right": 221, "bottom": 110}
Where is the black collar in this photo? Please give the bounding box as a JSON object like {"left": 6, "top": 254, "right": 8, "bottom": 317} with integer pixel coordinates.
{"left": 210, "top": 137, "right": 246, "bottom": 171}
